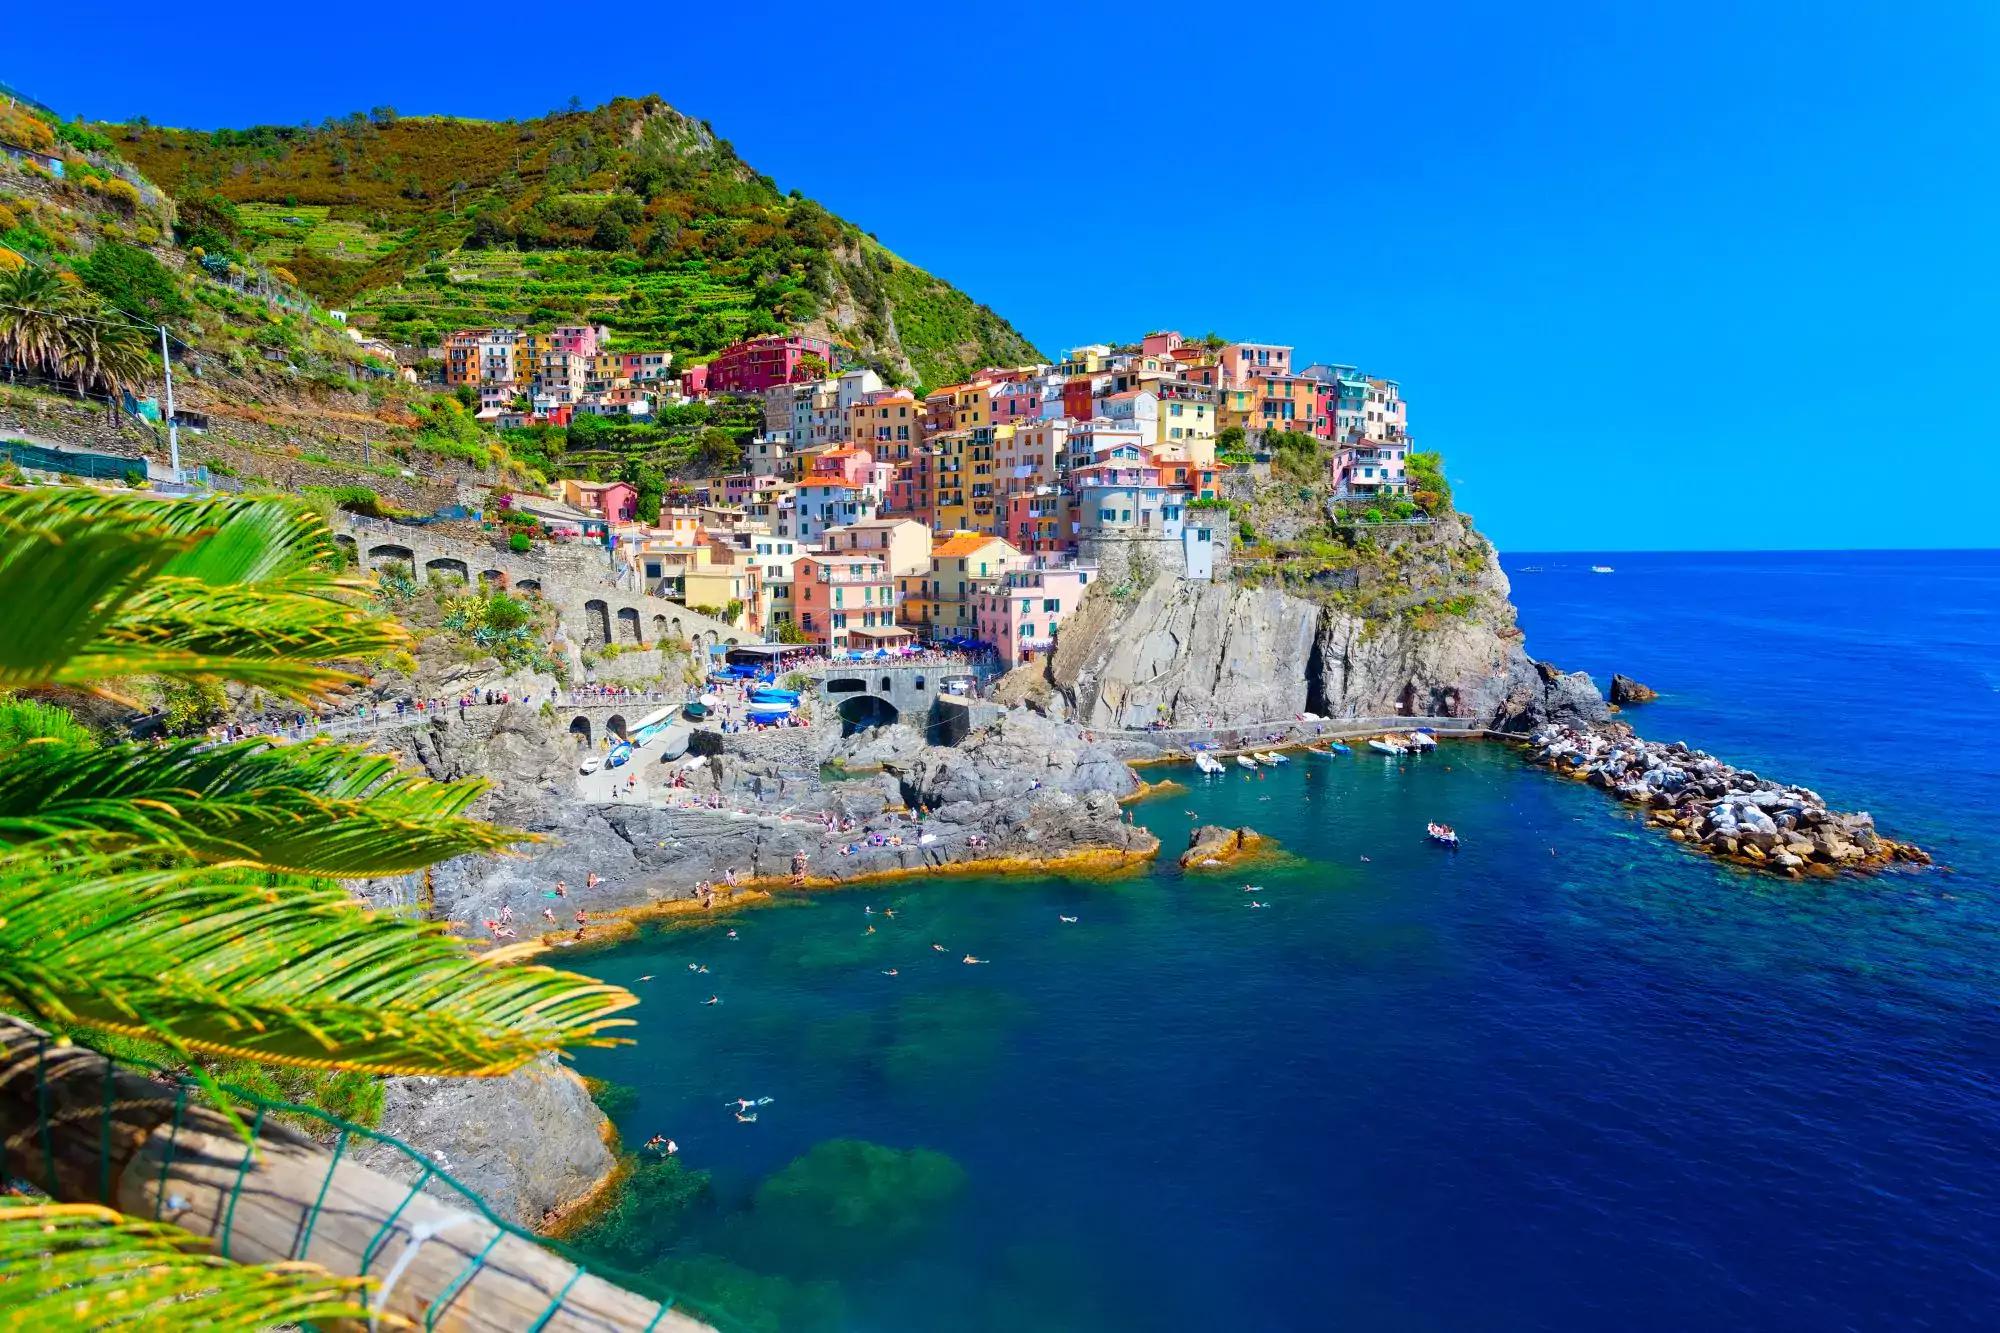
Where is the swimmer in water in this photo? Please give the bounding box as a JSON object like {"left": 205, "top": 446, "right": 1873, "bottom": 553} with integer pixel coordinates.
{"left": 735, "top": 1111, "right": 757, "bottom": 1123}
{"left": 727, "top": 929, "right": 739, "bottom": 939}
{"left": 884, "top": 908, "right": 896, "bottom": 919}
{"left": 864, "top": 905, "right": 873, "bottom": 915}
{"left": 686, "top": 962, "right": 700, "bottom": 972}
{"left": 962, "top": 954, "right": 987, "bottom": 965}
{"left": 1059, "top": 914, "right": 1078, "bottom": 923}
{"left": 636, "top": 974, "right": 654, "bottom": 982}
{"left": 865, "top": 925, "right": 876, "bottom": 934}
{"left": 1248, "top": 901, "right": 1268, "bottom": 909}
{"left": 728, "top": 1097, "right": 754, "bottom": 1111}
{"left": 931, "top": 942, "right": 946, "bottom": 952}
{"left": 702, "top": 995, "right": 720, "bottom": 1006}
{"left": 882, "top": 968, "right": 899, "bottom": 976}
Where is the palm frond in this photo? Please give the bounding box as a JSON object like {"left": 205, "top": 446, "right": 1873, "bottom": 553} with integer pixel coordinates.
{"left": 0, "top": 1199, "right": 385, "bottom": 1329}
{"left": 0, "top": 737, "right": 523, "bottom": 875}
{"left": 0, "top": 490, "right": 399, "bottom": 701}
{"left": 0, "top": 852, "right": 636, "bottom": 1076}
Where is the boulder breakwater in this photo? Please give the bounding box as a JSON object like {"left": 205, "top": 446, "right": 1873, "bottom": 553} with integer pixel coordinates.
{"left": 1526, "top": 722, "right": 1929, "bottom": 876}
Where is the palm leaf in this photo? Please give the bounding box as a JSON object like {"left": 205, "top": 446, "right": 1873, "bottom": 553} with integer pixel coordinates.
{"left": 0, "top": 490, "right": 397, "bottom": 701}
{"left": 0, "top": 851, "right": 635, "bottom": 1076}
{"left": 0, "top": 738, "right": 524, "bottom": 875}
{"left": 0, "top": 1199, "right": 387, "bottom": 1330}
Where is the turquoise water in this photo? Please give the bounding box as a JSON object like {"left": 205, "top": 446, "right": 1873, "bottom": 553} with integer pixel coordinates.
{"left": 571, "top": 551, "right": 2000, "bottom": 1332}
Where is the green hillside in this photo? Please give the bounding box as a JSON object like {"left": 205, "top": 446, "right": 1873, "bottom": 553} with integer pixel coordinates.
{"left": 104, "top": 98, "right": 1040, "bottom": 390}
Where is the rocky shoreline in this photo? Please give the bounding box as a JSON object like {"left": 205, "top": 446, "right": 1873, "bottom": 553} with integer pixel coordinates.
{"left": 1526, "top": 722, "right": 1930, "bottom": 877}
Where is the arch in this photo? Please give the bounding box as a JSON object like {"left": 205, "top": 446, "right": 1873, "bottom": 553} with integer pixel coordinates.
{"left": 515, "top": 578, "right": 542, "bottom": 594}
{"left": 880, "top": 675, "right": 893, "bottom": 692}
{"left": 367, "top": 542, "right": 415, "bottom": 567}
{"left": 606, "top": 714, "right": 629, "bottom": 742}
{"left": 583, "top": 599, "right": 612, "bottom": 647}
{"left": 479, "top": 567, "right": 506, "bottom": 587}
{"left": 568, "top": 715, "right": 593, "bottom": 750}
{"left": 652, "top": 614, "right": 668, "bottom": 640}
{"left": 824, "top": 676, "right": 866, "bottom": 694}
{"left": 424, "top": 556, "right": 469, "bottom": 583}
{"left": 914, "top": 675, "right": 927, "bottom": 691}
{"left": 669, "top": 616, "right": 683, "bottom": 642}
{"left": 333, "top": 533, "right": 359, "bottom": 566}
{"left": 725, "top": 636, "right": 739, "bottom": 647}
{"left": 702, "top": 629, "right": 719, "bottom": 649}
{"left": 837, "top": 695, "right": 900, "bottom": 734}
{"left": 616, "top": 606, "right": 643, "bottom": 644}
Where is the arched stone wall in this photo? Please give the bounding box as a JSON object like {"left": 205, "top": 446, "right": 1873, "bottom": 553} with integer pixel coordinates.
{"left": 583, "top": 599, "right": 612, "bottom": 647}
{"left": 425, "top": 556, "right": 469, "bottom": 583}
{"left": 616, "top": 607, "right": 643, "bottom": 644}
{"left": 568, "top": 715, "right": 593, "bottom": 750}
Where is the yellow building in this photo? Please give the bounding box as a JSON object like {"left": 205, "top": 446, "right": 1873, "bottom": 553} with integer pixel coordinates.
{"left": 896, "top": 532, "right": 1024, "bottom": 637}
{"left": 926, "top": 430, "right": 975, "bottom": 534}
{"left": 848, "top": 391, "right": 924, "bottom": 461}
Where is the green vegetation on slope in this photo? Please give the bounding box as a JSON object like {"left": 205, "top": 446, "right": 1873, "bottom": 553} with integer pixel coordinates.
{"left": 103, "top": 97, "right": 1040, "bottom": 389}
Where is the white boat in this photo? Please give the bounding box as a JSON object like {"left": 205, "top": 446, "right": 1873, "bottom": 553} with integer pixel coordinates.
{"left": 1368, "top": 739, "right": 1406, "bottom": 756}
{"left": 1235, "top": 755, "right": 1259, "bottom": 770}
{"left": 1591, "top": 565, "right": 1615, "bottom": 574}
{"left": 1407, "top": 732, "right": 1438, "bottom": 750}
{"left": 1264, "top": 751, "right": 1290, "bottom": 765}
{"left": 1194, "top": 751, "right": 1223, "bottom": 775}
{"left": 578, "top": 755, "right": 603, "bottom": 775}
{"left": 1426, "top": 822, "right": 1460, "bottom": 848}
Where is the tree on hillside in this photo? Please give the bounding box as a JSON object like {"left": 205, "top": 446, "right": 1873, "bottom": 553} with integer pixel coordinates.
{"left": 0, "top": 265, "right": 155, "bottom": 421}
{"left": 0, "top": 490, "right": 636, "bottom": 1320}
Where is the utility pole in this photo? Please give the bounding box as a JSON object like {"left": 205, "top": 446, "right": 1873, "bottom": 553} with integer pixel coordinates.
{"left": 159, "top": 324, "right": 180, "bottom": 479}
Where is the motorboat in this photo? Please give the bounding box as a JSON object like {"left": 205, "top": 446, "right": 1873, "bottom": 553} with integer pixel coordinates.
{"left": 1407, "top": 732, "right": 1438, "bottom": 751}
{"left": 1235, "top": 755, "right": 1259, "bottom": 770}
{"left": 1426, "top": 822, "right": 1460, "bottom": 848}
{"left": 1264, "top": 751, "right": 1290, "bottom": 765}
{"left": 1369, "top": 738, "right": 1406, "bottom": 756}
{"left": 607, "top": 743, "right": 633, "bottom": 769}
{"left": 1327, "top": 741, "right": 1353, "bottom": 755}
{"left": 578, "top": 755, "right": 602, "bottom": 775}
{"left": 1194, "top": 751, "right": 1224, "bottom": 774}
{"left": 1591, "top": 565, "right": 1615, "bottom": 574}
{"left": 748, "top": 686, "right": 800, "bottom": 704}
{"left": 682, "top": 701, "right": 710, "bottom": 721}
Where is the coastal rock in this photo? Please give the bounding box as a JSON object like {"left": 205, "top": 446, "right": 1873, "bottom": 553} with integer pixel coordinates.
{"left": 354, "top": 1055, "right": 616, "bottom": 1231}
{"left": 1524, "top": 720, "right": 1930, "bottom": 878}
{"left": 1178, "top": 825, "right": 1272, "bottom": 869}
{"left": 1609, "top": 673, "right": 1659, "bottom": 706}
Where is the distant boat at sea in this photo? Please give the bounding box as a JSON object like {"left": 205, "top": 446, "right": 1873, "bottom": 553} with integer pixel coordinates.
{"left": 1591, "top": 565, "right": 1615, "bottom": 574}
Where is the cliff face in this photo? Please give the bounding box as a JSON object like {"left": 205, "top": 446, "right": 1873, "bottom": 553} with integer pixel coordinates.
{"left": 1042, "top": 512, "right": 1605, "bottom": 733}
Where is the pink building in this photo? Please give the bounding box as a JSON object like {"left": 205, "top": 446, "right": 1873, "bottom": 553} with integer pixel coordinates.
{"left": 547, "top": 324, "right": 605, "bottom": 357}
{"left": 703, "top": 334, "right": 835, "bottom": 397}
{"left": 1004, "top": 487, "right": 1070, "bottom": 555}
{"left": 808, "top": 445, "right": 875, "bottom": 489}
{"left": 1140, "top": 330, "right": 1184, "bottom": 357}
{"left": 973, "top": 564, "right": 1095, "bottom": 664}
{"left": 679, "top": 363, "right": 710, "bottom": 398}
{"left": 1216, "top": 342, "right": 1294, "bottom": 389}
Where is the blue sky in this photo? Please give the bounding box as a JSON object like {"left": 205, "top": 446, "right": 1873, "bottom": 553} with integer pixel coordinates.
{"left": 14, "top": 2, "right": 1998, "bottom": 550}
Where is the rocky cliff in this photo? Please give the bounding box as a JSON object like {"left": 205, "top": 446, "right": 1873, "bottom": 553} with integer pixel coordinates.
{"left": 1033, "top": 510, "right": 1605, "bottom": 734}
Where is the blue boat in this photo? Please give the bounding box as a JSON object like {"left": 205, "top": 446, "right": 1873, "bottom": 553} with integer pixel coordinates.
{"left": 607, "top": 742, "right": 633, "bottom": 769}
{"left": 1329, "top": 742, "right": 1352, "bottom": 755}
{"left": 749, "top": 687, "right": 800, "bottom": 704}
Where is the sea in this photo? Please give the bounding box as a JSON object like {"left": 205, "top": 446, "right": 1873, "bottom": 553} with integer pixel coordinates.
{"left": 569, "top": 550, "right": 2000, "bottom": 1333}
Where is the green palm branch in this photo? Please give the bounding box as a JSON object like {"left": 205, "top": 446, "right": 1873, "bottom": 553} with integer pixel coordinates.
{"left": 0, "top": 1199, "right": 386, "bottom": 1330}
{"left": 0, "top": 488, "right": 651, "bottom": 1320}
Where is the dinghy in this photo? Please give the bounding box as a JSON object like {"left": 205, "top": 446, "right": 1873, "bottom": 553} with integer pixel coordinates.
{"left": 1369, "top": 738, "right": 1406, "bottom": 756}
{"left": 1235, "top": 755, "right": 1259, "bottom": 770}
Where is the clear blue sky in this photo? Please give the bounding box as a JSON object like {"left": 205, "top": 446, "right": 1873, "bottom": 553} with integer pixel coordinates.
{"left": 15, "top": 2, "right": 1998, "bottom": 550}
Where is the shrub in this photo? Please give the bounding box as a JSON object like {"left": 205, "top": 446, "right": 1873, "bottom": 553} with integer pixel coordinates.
{"left": 508, "top": 530, "right": 532, "bottom": 552}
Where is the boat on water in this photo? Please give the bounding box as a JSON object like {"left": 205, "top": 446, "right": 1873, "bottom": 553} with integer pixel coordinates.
{"left": 1306, "top": 745, "right": 1335, "bottom": 759}
{"left": 1194, "top": 751, "right": 1224, "bottom": 775}
{"left": 1407, "top": 732, "right": 1438, "bottom": 750}
{"left": 1328, "top": 741, "right": 1353, "bottom": 755}
{"left": 1426, "top": 821, "right": 1460, "bottom": 848}
{"left": 1591, "top": 565, "right": 1615, "bottom": 574}
{"left": 1235, "top": 755, "right": 1259, "bottom": 770}
{"left": 1369, "top": 738, "right": 1406, "bottom": 756}
{"left": 1264, "top": 751, "right": 1290, "bottom": 765}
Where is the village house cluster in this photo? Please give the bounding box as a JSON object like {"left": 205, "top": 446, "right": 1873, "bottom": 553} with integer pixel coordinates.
{"left": 496, "top": 329, "right": 1412, "bottom": 661}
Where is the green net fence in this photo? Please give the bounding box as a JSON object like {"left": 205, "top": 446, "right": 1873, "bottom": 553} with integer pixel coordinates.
{"left": 15, "top": 1032, "right": 751, "bottom": 1332}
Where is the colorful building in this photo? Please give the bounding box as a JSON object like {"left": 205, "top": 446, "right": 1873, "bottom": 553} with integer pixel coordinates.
{"left": 898, "top": 532, "right": 1023, "bottom": 638}
{"left": 973, "top": 564, "right": 1094, "bottom": 664}
{"left": 820, "top": 517, "right": 933, "bottom": 578}
{"left": 793, "top": 552, "right": 906, "bottom": 649}
{"left": 696, "top": 334, "right": 833, "bottom": 397}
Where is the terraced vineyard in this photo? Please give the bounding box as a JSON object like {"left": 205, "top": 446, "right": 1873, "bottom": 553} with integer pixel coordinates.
{"left": 105, "top": 97, "right": 1040, "bottom": 389}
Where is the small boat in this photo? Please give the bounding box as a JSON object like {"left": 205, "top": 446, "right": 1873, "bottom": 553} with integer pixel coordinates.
{"left": 1306, "top": 746, "right": 1335, "bottom": 759}
{"left": 1426, "top": 822, "right": 1460, "bottom": 848}
{"left": 1407, "top": 732, "right": 1438, "bottom": 751}
{"left": 1328, "top": 742, "right": 1352, "bottom": 755}
{"left": 607, "top": 743, "right": 633, "bottom": 769}
{"left": 1264, "top": 751, "right": 1290, "bottom": 765}
{"left": 1369, "top": 739, "right": 1406, "bottom": 756}
{"left": 1194, "top": 751, "right": 1224, "bottom": 774}
{"left": 748, "top": 687, "right": 800, "bottom": 704}
{"left": 655, "top": 725, "right": 691, "bottom": 761}
{"left": 578, "top": 755, "right": 602, "bottom": 775}
{"left": 1591, "top": 565, "right": 1615, "bottom": 574}
{"left": 683, "top": 701, "right": 710, "bottom": 721}
{"left": 1235, "top": 755, "right": 1259, "bottom": 770}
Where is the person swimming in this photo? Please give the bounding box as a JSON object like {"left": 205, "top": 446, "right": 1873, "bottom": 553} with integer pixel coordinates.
{"left": 931, "top": 942, "right": 946, "bottom": 952}
{"left": 864, "top": 905, "right": 874, "bottom": 915}
{"left": 1058, "top": 914, "right": 1078, "bottom": 923}
{"left": 727, "top": 929, "right": 739, "bottom": 939}
{"left": 636, "top": 974, "right": 654, "bottom": 982}
{"left": 882, "top": 968, "right": 899, "bottom": 976}
{"left": 963, "top": 954, "right": 987, "bottom": 965}
{"left": 1248, "top": 901, "right": 1268, "bottom": 909}
{"left": 884, "top": 908, "right": 896, "bottom": 918}
{"left": 702, "top": 995, "right": 720, "bottom": 1005}
{"left": 735, "top": 1110, "right": 757, "bottom": 1123}
{"left": 686, "top": 962, "right": 700, "bottom": 972}
{"left": 865, "top": 925, "right": 876, "bottom": 934}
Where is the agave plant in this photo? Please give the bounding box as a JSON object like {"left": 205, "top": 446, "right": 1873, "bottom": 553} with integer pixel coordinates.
{"left": 0, "top": 488, "right": 637, "bottom": 1314}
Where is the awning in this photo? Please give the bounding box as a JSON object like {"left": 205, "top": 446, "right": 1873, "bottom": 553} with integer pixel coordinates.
{"left": 848, "top": 625, "right": 912, "bottom": 641}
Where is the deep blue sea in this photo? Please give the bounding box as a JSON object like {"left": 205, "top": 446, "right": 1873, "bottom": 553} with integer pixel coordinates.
{"left": 571, "top": 551, "right": 2000, "bottom": 1332}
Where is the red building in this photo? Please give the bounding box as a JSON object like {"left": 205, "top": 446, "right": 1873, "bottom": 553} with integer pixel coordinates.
{"left": 700, "top": 334, "right": 834, "bottom": 397}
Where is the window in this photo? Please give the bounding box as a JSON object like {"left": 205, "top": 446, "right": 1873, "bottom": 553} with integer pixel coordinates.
{"left": 1043, "top": 598, "right": 1059, "bottom": 612}
{"left": 1022, "top": 625, "right": 1036, "bottom": 639}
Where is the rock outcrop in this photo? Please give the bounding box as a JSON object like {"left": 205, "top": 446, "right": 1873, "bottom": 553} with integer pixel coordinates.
{"left": 354, "top": 1056, "right": 617, "bottom": 1230}
{"left": 1526, "top": 722, "right": 1929, "bottom": 877}
{"left": 1609, "top": 673, "right": 1659, "bottom": 706}
{"left": 1178, "top": 825, "right": 1272, "bottom": 870}
{"left": 1042, "top": 514, "right": 1608, "bottom": 736}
